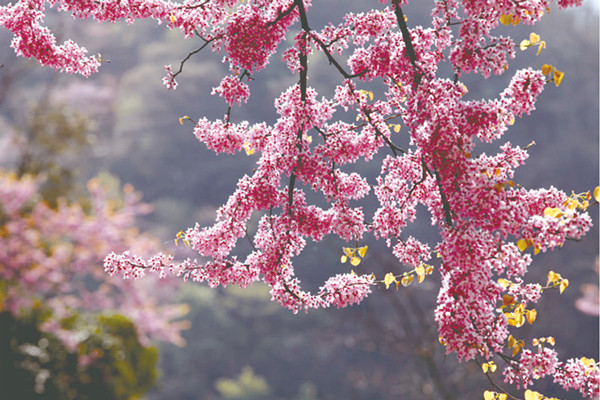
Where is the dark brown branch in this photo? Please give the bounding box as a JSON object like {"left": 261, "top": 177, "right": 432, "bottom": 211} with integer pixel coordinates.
{"left": 363, "top": 109, "right": 406, "bottom": 157}
{"left": 172, "top": 36, "right": 218, "bottom": 79}
{"left": 391, "top": 0, "right": 423, "bottom": 86}
{"left": 311, "top": 34, "right": 368, "bottom": 79}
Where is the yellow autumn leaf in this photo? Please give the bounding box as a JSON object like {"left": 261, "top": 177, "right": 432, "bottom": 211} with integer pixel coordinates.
{"left": 581, "top": 357, "right": 595, "bottom": 367}
{"left": 534, "top": 245, "right": 540, "bottom": 255}
{"left": 393, "top": 124, "right": 401, "bottom": 133}
{"left": 508, "top": 335, "right": 516, "bottom": 348}
{"left": 524, "top": 389, "right": 543, "bottom": 400}
{"left": 593, "top": 186, "right": 600, "bottom": 202}
{"left": 554, "top": 69, "right": 564, "bottom": 87}
{"left": 498, "top": 394, "right": 507, "bottom": 400}
{"left": 439, "top": 336, "right": 447, "bottom": 345}
{"left": 536, "top": 41, "right": 546, "bottom": 55}
{"left": 358, "top": 245, "right": 368, "bottom": 258}
{"left": 512, "top": 344, "right": 522, "bottom": 357}
{"left": 517, "top": 239, "right": 529, "bottom": 252}
{"left": 384, "top": 272, "right": 395, "bottom": 289}
{"left": 482, "top": 363, "right": 489, "bottom": 373}
{"left": 425, "top": 265, "right": 434, "bottom": 275}
{"left": 341, "top": 255, "right": 348, "bottom": 263}
{"left": 498, "top": 278, "right": 511, "bottom": 288}
{"left": 547, "top": 270, "right": 560, "bottom": 285}
{"left": 529, "top": 32, "right": 541, "bottom": 44}
{"left": 415, "top": 265, "right": 425, "bottom": 276}
{"left": 526, "top": 309, "right": 537, "bottom": 324}
{"left": 499, "top": 14, "right": 513, "bottom": 25}
{"left": 243, "top": 142, "right": 255, "bottom": 156}
{"left": 350, "top": 257, "right": 361, "bottom": 266}
{"left": 489, "top": 362, "right": 497, "bottom": 373}
{"left": 401, "top": 275, "right": 414, "bottom": 287}
{"left": 520, "top": 39, "right": 531, "bottom": 51}
{"left": 544, "top": 207, "right": 562, "bottom": 218}
{"left": 368, "top": 91, "right": 373, "bottom": 101}
{"left": 343, "top": 247, "right": 354, "bottom": 257}
{"left": 502, "top": 294, "right": 515, "bottom": 306}
{"left": 547, "top": 336, "right": 556, "bottom": 346}
{"left": 559, "top": 278, "right": 569, "bottom": 293}
{"left": 418, "top": 273, "right": 425, "bottom": 283}
{"left": 541, "top": 64, "right": 553, "bottom": 75}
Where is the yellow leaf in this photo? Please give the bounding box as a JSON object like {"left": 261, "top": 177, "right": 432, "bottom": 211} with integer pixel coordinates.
{"left": 536, "top": 41, "right": 546, "bottom": 55}
{"left": 508, "top": 335, "right": 516, "bottom": 348}
{"left": 512, "top": 345, "right": 521, "bottom": 357}
{"left": 593, "top": 186, "right": 600, "bottom": 202}
{"left": 526, "top": 309, "right": 537, "bottom": 324}
{"left": 358, "top": 245, "right": 368, "bottom": 258}
{"left": 415, "top": 265, "right": 425, "bottom": 276}
{"left": 384, "top": 272, "right": 395, "bottom": 289}
{"left": 482, "top": 363, "right": 489, "bottom": 373}
{"left": 547, "top": 270, "right": 560, "bottom": 285}
{"left": 517, "top": 239, "right": 529, "bottom": 252}
{"left": 439, "top": 336, "right": 447, "bottom": 346}
{"left": 520, "top": 39, "right": 531, "bottom": 51}
{"left": 340, "top": 255, "right": 348, "bottom": 263}
{"left": 343, "top": 247, "right": 354, "bottom": 257}
{"left": 525, "top": 389, "right": 543, "bottom": 400}
{"left": 541, "top": 64, "right": 553, "bottom": 75}
{"left": 498, "top": 278, "right": 511, "bottom": 288}
{"left": 350, "top": 257, "right": 361, "bottom": 266}
{"left": 529, "top": 32, "right": 541, "bottom": 44}
{"left": 547, "top": 336, "right": 555, "bottom": 346}
{"left": 490, "top": 362, "right": 497, "bottom": 373}
{"left": 559, "top": 278, "right": 569, "bottom": 293}
{"left": 499, "top": 14, "right": 513, "bottom": 25}
{"left": 532, "top": 338, "right": 539, "bottom": 346}
{"left": 368, "top": 91, "right": 373, "bottom": 101}
{"left": 425, "top": 265, "right": 434, "bottom": 275}
{"left": 418, "top": 273, "right": 425, "bottom": 283}
{"left": 499, "top": 394, "right": 507, "bottom": 400}
{"left": 502, "top": 294, "right": 515, "bottom": 306}
{"left": 554, "top": 69, "right": 564, "bottom": 87}
{"left": 394, "top": 124, "right": 401, "bottom": 133}
{"left": 401, "top": 275, "right": 414, "bottom": 287}
{"left": 243, "top": 142, "right": 255, "bottom": 156}
{"left": 534, "top": 245, "right": 540, "bottom": 255}
{"left": 512, "top": 15, "right": 521, "bottom": 25}
{"left": 544, "top": 207, "right": 562, "bottom": 218}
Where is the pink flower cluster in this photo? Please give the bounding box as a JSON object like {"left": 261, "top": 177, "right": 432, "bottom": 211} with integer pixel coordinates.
{"left": 504, "top": 347, "right": 560, "bottom": 388}
{"left": 4, "top": 0, "right": 596, "bottom": 396}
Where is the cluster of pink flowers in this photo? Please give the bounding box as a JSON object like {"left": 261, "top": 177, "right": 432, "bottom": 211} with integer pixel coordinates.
{"left": 554, "top": 358, "right": 600, "bottom": 398}
{"left": 504, "top": 347, "right": 560, "bottom": 388}
{"left": 2, "top": 0, "right": 597, "bottom": 397}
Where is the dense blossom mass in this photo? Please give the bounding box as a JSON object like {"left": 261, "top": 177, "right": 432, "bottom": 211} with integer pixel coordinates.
{"left": 1, "top": 0, "right": 597, "bottom": 398}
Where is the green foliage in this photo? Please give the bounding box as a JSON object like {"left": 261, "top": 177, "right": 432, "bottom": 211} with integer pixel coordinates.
{"left": 0, "top": 310, "right": 157, "bottom": 400}
{"left": 14, "top": 102, "right": 91, "bottom": 206}
{"left": 215, "top": 366, "right": 270, "bottom": 400}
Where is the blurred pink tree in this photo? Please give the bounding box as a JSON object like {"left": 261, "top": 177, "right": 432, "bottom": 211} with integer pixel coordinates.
{"left": 0, "top": 171, "right": 187, "bottom": 348}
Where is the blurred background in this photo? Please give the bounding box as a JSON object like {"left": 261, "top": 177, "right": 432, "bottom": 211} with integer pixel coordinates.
{"left": 0, "top": 1, "right": 597, "bottom": 399}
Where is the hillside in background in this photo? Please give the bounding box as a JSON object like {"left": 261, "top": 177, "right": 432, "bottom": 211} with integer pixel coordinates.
{"left": 0, "top": 1, "right": 597, "bottom": 399}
